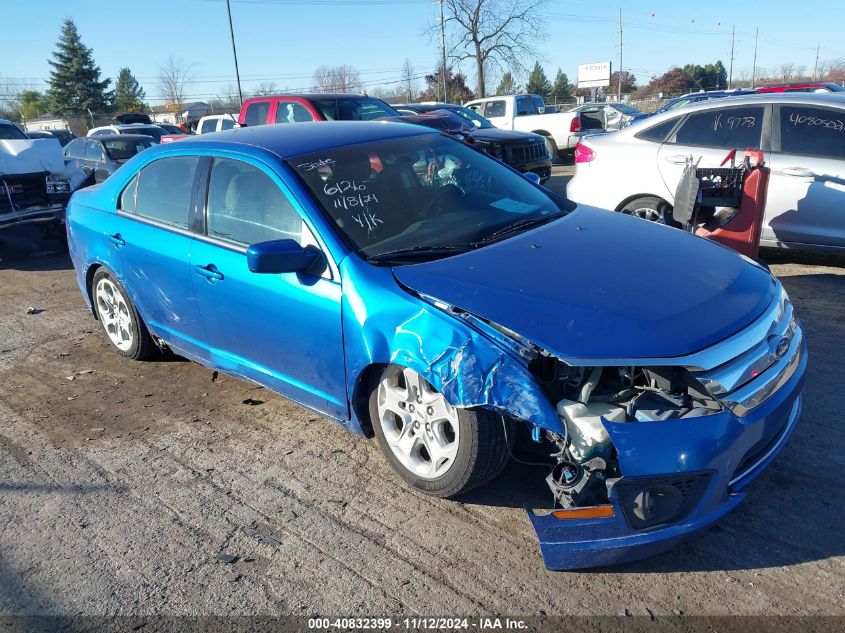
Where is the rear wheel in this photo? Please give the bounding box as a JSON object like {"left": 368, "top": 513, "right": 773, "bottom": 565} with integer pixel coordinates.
{"left": 91, "top": 269, "right": 154, "bottom": 360}
{"left": 370, "top": 365, "right": 511, "bottom": 498}
{"left": 620, "top": 196, "right": 677, "bottom": 227}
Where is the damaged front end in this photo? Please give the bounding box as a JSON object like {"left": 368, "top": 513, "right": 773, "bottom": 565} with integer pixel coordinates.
{"left": 523, "top": 286, "right": 806, "bottom": 569}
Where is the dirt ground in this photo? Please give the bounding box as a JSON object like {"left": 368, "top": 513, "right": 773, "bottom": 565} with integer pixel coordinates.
{"left": 1, "top": 168, "right": 843, "bottom": 621}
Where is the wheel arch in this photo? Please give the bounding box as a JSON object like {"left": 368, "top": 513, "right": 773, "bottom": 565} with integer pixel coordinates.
{"left": 85, "top": 263, "right": 104, "bottom": 319}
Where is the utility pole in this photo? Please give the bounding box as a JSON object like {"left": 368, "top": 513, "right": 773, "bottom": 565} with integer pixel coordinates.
{"left": 439, "top": 0, "right": 448, "bottom": 102}
{"left": 617, "top": 8, "right": 623, "bottom": 101}
{"left": 813, "top": 42, "right": 820, "bottom": 80}
{"left": 751, "top": 27, "right": 759, "bottom": 88}
{"left": 225, "top": 0, "right": 244, "bottom": 108}
{"left": 728, "top": 24, "right": 735, "bottom": 89}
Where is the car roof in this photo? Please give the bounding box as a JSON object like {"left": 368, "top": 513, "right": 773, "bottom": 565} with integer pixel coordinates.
{"left": 92, "top": 134, "right": 156, "bottom": 142}
{"left": 156, "top": 120, "right": 434, "bottom": 159}
{"left": 634, "top": 92, "right": 845, "bottom": 127}
{"left": 245, "top": 93, "right": 372, "bottom": 101}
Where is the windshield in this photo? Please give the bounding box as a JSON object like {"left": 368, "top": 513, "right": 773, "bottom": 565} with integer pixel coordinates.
{"left": 614, "top": 103, "right": 642, "bottom": 115}
{"left": 311, "top": 97, "right": 400, "bottom": 121}
{"left": 447, "top": 106, "right": 494, "bottom": 129}
{"left": 0, "top": 124, "right": 28, "bottom": 140}
{"left": 289, "top": 134, "right": 572, "bottom": 263}
{"left": 104, "top": 138, "right": 154, "bottom": 160}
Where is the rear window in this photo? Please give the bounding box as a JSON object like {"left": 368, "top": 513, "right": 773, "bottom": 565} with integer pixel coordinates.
{"left": 484, "top": 100, "right": 506, "bottom": 118}
{"left": 200, "top": 118, "right": 217, "bottom": 134}
{"left": 132, "top": 156, "right": 199, "bottom": 228}
{"left": 126, "top": 127, "right": 165, "bottom": 141}
{"left": 673, "top": 106, "right": 764, "bottom": 149}
{"left": 104, "top": 138, "right": 154, "bottom": 160}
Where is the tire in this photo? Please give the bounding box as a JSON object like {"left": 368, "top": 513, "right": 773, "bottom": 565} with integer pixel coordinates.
{"left": 619, "top": 196, "right": 678, "bottom": 227}
{"left": 369, "top": 365, "right": 512, "bottom": 498}
{"left": 542, "top": 135, "right": 562, "bottom": 165}
{"left": 91, "top": 268, "right": 154, "bottom": 360}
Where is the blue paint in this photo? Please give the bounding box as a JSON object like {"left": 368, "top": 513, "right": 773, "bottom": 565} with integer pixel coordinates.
{"left": 65, "top": 121, "right": 806, "bottom": 570}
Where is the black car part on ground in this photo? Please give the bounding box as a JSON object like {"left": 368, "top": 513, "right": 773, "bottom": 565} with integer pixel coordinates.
{"left": 0, "top": 171, "right": 70, "bottom": 228}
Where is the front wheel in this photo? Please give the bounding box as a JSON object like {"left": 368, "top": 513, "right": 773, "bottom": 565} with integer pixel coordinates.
{"left": 370, "top": 365, "right": 511, "bottom": 498}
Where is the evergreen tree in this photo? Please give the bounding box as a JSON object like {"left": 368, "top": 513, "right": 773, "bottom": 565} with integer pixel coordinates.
{"left": 113, "top": 68, "right": 146, "bottom": 113}
{"left": 549, "top": 69, "right": 572, "bottom": 103}
{"left": 495, "top": 72, "right": 517, "bottom": 96}
{"left": 525, "top": 62, "right": 552, "bottom": 99}
{"left": 419, "top": 64, "right": 475, "bottom": 103}
{"left": 46, "top": 18, "right": 112, "bottom": 115}
{"left": 19, "top": 91, "right": 45, "bottom": 120}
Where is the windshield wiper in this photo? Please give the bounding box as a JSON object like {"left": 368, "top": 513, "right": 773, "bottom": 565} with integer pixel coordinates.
{"left": 478, "top": 212, "right": 568, "bottom": 244}
{"left": 367, "top": 243, "right": 476, "bottom": 263}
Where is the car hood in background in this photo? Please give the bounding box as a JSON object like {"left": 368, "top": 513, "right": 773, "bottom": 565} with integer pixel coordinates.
{"left": 468, "top": 128, "right": 545, "bottom": 144}
{"left": 392, "top": 207, "right": 776, "bottom": 361}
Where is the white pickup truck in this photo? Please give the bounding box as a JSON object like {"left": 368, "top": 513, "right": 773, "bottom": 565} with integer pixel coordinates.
{"left": 464, "top": 94, "right": 603, "bottom": 160}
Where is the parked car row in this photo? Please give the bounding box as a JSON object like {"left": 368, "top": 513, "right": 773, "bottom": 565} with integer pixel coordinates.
{"left": 567, "top": 92, "right": 845, "bottom": 253}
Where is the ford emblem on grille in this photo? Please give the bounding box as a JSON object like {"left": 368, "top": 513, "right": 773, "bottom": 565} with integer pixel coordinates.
{"left": 774, "top": 336, "right": 790, "bottom": 359}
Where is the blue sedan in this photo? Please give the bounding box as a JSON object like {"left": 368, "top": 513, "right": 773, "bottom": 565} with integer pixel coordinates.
{"left": 66, "top": 121, "right": 805, "bottom": 570}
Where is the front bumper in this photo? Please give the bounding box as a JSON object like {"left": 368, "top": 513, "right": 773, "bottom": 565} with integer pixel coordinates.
{"left": 528, "top": 336, "right": 806, "bottom": 570}
{"left": 0, "top": 202, "right": 67, "bottom": 229}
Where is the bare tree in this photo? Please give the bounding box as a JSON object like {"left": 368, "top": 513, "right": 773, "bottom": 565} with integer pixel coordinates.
{"left": 439, "top": 0, "right": 548, "bottom": 98}
{"left": 778, "top": 62, "right": 796, "bottom": 82}
{"left": 312, "top": 65, "right": 362, "bottom": 93}
{"left": 794, "top": 64, "right": 808, "bottom": 80}
{"left": 400, "top": 58, "right": 416, "bottom": 102}
{"left": 252, "top": 81, "right": 279, "bottom": 97}
{"left": 158, "top": 56, "right": 196, "bottom": 121}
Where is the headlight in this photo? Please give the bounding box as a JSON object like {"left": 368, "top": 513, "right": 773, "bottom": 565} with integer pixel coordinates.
{"left": 46, "top": 175, "right": 71, "bottom": 194}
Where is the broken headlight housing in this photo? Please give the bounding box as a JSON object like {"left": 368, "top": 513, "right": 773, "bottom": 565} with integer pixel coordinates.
{"left": 46, "top": 175, "right": 71, "bottom": 194}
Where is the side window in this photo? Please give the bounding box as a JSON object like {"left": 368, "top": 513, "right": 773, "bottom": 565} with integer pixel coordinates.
{"left": 275, "top": 102, "right": 314, "bottom": 124}
{"left": 200, "top": 118, "right": 217, "bottom": 134}
{"left": 779, "top": 106, "right": 845, "bottom": 159}
{"left": 66, "top": 139, "right": 86, "bottom": 159}
{"left": 84, "top": 141, "right": 104, "bottom": 161}
{"left": 635, "top": 117, "right": 681, "bottom": 143}
{"left": 466, "top": 103, "right": 482, "bottom": 114}
{"left": 220, "top": 118, "right": 235, "bottom": 130}
{"left": 244, "top": 101, "right": 270, "bottom": 127}
{"left": 205, "top": 157, "right": 303, "bottom": 246}
{"left": 134, "top": 156, "right": 199, "bottom": 229}
{"left": 516, "top": 96, "right": 537, "bottom": 116}
{"left": 119, "top": 174, "right": 139, "bottom": 213}
{"left": 673, "top": 106, "right": 764, "bottom": 149}
{"left": 484, "top": 100, "right": 506, "bottom": 118}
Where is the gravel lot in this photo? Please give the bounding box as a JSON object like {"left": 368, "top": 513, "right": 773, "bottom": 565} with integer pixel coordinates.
{"left": 1, "top": 166, "right": 843, "bottom": 622}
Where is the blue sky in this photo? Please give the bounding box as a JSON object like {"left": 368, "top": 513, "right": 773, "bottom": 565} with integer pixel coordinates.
{"left": 1, "top": 0, "right": 842, "bottom": 102}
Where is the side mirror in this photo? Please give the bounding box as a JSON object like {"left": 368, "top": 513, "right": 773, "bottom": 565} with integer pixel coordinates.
{"left": 523, "top": 171, "right": 542, "bottom": 185}
{"left": 247, "top": 239, "right": 326, "bottom": 275}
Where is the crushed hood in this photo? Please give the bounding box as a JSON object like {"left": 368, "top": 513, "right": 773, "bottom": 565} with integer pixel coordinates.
{"left": 0, "top": 138, "right": 86, "bottom": 189}
{"left": 392, "top": 207, "right": 777, "bottom": 360}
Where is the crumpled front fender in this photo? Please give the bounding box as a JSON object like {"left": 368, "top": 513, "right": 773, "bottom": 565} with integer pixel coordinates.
{"left": 340, "top": 257, "right": 562, "bottom": 434}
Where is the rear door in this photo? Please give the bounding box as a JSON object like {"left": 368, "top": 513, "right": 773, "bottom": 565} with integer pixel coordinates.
{"left": 656, "top": 104, "right": 768, "bottom": 202}
{"left": 106, "top": 155, "right": 209, "bottom": 361}
{"left": 764, "top": 103, "right": 845, "bottom": 248}
{"left": 188, "top": 155, "right": 347, "bottom": 418}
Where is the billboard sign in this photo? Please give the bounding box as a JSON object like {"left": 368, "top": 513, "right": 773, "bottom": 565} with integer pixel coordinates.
{"left": 577, "top": 62, "right": 612, "bottom": 89}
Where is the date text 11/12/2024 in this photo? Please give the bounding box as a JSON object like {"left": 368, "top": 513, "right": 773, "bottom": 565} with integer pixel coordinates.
{"left": 307, "top": 617, "right": 529, "bottom": 630}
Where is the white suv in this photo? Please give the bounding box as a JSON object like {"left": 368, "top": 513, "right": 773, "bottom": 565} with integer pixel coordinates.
{"left": 87, "top": 124, "right": 167, "bottom": 143}
{"left": 566, "top": 92, "right": 845, "bottom": 253}
{"left": 196, "top": 115, "right": 237, "bottom": 134}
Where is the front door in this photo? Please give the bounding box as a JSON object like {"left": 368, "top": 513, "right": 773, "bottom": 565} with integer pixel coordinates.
{"left": 656, "top": 104, "right": 768, "bottom": 204}
{"left": 189, "top": 156, "right": 347, "bottom": 418}
{"left": 764, "top": 103, "right": 845, "bottom": 248}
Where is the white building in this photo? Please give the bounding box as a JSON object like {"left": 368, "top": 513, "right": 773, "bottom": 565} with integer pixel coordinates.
{"left": 23, "top": 114, "right": 70, "bottom": 131}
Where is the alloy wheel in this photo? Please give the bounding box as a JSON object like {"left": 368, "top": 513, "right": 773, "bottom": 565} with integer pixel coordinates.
{"left": 376, "top": 367, "right": 460, "bottom": 479}
{"left": 94, "top": 278, "right": 134, "bottom": 352}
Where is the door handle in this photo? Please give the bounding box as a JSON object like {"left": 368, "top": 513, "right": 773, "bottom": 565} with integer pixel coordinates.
{"left": 194, "top": 264, "right": 224, "bottom": 281}
{"left": 664, "top": 155, "right": 690, "bottom": 165}
{"left": 781, "top": 166, "right": 816, "bottom": 178}
{"left": 106, "top": 233, "right": 125, "bottom": 248}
